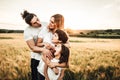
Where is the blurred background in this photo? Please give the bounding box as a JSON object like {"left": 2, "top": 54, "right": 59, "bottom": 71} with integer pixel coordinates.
{"left": 0, "top": 0, "right": 120, "bottom": 30}
{"left": 0, "top": 0, "right": 120, "bottom": 80}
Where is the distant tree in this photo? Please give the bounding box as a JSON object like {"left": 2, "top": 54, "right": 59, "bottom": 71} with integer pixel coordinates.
{"left": 8, "top": 30, "right": 14, "bottom": 33}
{"left": 90, "top": 31, "right": 94, "bottom": 34}
{"left": 106, "top": 29, "right": 112, "bottom": 33}
{"left": 66, "top": 28, "right": 74, "bottom": 35}
{"left": 117, "top": 33, "right": 120, "bottom": 35}
{"left": 80, "top": 32, "right": 84, "bottom": 35}
{"left": 87, "top": 33, "right": 89, "bottom": 35}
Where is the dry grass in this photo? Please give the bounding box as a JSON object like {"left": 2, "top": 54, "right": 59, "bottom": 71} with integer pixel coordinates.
{"left": 69, "top": 37, "right": 120, "bottom": 80}
{"left": 0, "top": 33, "right": 30, "bottom": 80}
{"left": 0, "top": 33, "right": 120, "bottom": 80}
{"left": 70, "top": 37, "right": 120, "bottom": 68}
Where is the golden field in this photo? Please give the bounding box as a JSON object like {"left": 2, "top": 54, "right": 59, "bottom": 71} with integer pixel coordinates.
{"left": 0, "top": 33, "right": 120, "bottom": 80}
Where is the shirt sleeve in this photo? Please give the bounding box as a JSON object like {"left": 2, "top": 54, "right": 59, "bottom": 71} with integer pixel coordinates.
{"left": 24, "top": 28, "right": 33, "bottom": 41}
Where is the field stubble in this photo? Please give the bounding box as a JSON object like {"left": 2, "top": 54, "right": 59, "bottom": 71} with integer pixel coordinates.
{"left": 0, "top": 33, "right": 120, "bottom": 80}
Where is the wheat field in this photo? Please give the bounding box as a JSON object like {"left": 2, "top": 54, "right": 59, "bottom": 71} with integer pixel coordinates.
{"left": 0, "top": 33, "right": 120, "bottom": 80}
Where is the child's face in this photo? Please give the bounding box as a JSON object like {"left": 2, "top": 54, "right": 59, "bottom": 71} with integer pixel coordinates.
{"left": 54, "top": 44, "right": 62, "bottom": 56}
{"left": 52, "top": 33, "right": 59, "bottom": 43}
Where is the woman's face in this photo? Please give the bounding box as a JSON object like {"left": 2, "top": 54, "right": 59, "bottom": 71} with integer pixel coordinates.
{"left": 48, "top": 17, "right": 57, "bottom": 30}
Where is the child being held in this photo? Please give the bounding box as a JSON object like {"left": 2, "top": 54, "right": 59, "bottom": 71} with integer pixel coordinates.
{"left": 43, "top": 29, "right": 70, "bottom": 80}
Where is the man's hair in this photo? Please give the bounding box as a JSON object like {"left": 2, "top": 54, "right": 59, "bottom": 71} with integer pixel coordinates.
{"left": 21, "top": 10, "right": 36, "bottom": 25}
{"left": 52, "top": 14, "right": 64, "bottom": 29}
{"left": 55, "top": 29, "right": 68, "bottom": 44}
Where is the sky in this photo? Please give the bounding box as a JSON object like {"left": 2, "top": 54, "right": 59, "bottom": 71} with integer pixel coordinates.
{"left": 0, "top": 0, "right": 120, "bottom": 30}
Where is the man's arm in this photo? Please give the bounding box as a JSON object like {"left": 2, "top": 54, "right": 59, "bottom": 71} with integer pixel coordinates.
{"left": 36, "top": 38, "right": 44, "bottom": 47}
{"left": 26, "top": 39, "right": 52, "bottom": 56}
{"left": 37, "top": 38, "right": 54, "bottom": 50}
{"left": 26, "top": 39, "right": 43, "bottom": 53}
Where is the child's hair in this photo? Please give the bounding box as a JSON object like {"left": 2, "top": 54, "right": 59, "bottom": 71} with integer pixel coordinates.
{"left": 21, "top": 10, "right": 36, "bottom": 26}
{"left": 54, "top": 29, "right": 70, "bottom": 64}
{"left": 55, "top": 29, "right": 68, "bottom": 43}
{"left": 59, "top": 44, "right": 69, "bottom": 64}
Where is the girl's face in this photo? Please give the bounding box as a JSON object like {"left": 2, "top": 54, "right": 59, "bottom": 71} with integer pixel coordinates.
{"left": 54, "top": 44, "right": 62, "bottom": 56}
{"left": 52, "top": 33, "right": 60, "bottom": 43}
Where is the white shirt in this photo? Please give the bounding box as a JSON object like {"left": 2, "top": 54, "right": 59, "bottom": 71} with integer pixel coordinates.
{"left": 37, "top": 26, "right": 53, "bottom": 73}
{"left": 48, "top": 58, "right": 62, "bottom": 80}
{"left": 37, "top": 58, "right": 62, "bottom": 80}
{"left": 39, "top": 27, "right": 53, "bottom": 44}
{"left": 24, "top": 26, "right": 44, "bottom": 60}
{"left": 37, "top": 27, "right": 62, "bottom": 80}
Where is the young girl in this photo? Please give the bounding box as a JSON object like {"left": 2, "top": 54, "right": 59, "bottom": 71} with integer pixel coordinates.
{"left": 42, "top": 29, "right": 70, "bottom": 80}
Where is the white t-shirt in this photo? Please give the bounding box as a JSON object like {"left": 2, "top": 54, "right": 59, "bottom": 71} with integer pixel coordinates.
{"left": 48, "top": 58, "right": 62, "bottom": 80}
{"left": 38, "top": 26, "right": 52, "bottom": 42}
{"left": 37, "top": 26, "right": 53, "bottom": 72}
{"left": 24, "top": 26, "right": 44, "bottom": 60}
{"left": 37, "top": 58, "right": 62, "bottom": 80}
{"left": 37, "top": 27, "right": 62, "bottom": 80}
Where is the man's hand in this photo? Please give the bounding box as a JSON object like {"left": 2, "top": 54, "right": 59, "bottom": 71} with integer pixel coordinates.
{"left": 42, "top": 48, "right": 53, "bottom": 60}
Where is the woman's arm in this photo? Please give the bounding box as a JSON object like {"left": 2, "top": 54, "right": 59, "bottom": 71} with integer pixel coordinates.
{"left": 47, "top": 61, "right": 67, "bottom": 68}
{"left": 51, "top": 62, "right": 67, "bottom": 68}
{"left": 42, "top": 55, "right": 66, "bottom": 68}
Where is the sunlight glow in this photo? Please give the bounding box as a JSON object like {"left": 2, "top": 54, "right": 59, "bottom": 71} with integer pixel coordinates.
{"left": 0, "top": 0, "right": 120, "bottom": 30}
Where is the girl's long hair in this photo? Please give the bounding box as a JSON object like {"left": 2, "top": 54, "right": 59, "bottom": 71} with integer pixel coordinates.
{"left": 59, "top": 44, "right": 69, "bottom": 65}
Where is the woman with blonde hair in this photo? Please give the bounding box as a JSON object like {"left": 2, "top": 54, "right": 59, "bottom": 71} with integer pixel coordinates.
{"left": 37, "top": 14, "right": 70, "bottom": 80}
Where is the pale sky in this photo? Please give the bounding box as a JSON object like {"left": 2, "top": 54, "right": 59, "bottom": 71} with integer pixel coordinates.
{"left": 0, "top": 0, "right": 120, "bottom": 30}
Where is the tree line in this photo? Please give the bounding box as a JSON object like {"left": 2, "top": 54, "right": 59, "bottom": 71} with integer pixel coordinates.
{"left": 0, "top": 29, "right": 24, "bottom": 33}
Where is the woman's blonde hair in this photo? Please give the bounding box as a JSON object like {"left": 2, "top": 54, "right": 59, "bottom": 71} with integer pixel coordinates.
{"left": 51, "top": 14, "right": 64, "bottom": 29}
